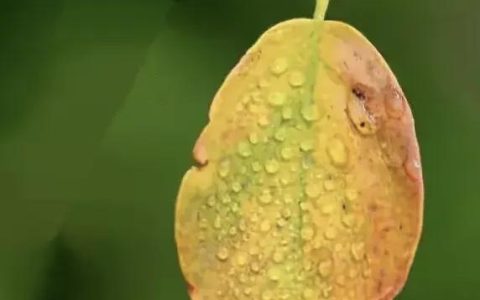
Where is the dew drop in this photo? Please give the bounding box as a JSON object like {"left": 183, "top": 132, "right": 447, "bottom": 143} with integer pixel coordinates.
{"left": 327, "top": 138, "right": 348, "bottom": 167}
{"left": 214, "top": 216, "right": 222, "bottom": 229}
{"left": 268, "top": 268, "right": 281, "bottom": 281}
{"left": 289, "top": 71, "right": 305, "bottom": 87}
{"left": 342, "top": 214, "right": 356, "bottom": 228}
{"left": 238, "top": 142, "right": 252, "bottom": 157}
{"left": 217, "top": 247, "right": 229, "bottom": 261}
{"left": 303, "top": 288, "right": 315, "bottom": 299}
{"left": 301, "top": 226, "right": 315, "bottom": 240}
{"left": 218, "top": 160, "right": 230, "bottom": 178}
{"left": 274, "top": 128, "right": 287, "bottom": 142}
{"left": 265, "top": 159, "right": 280, "bottom": 174}
{"left": 281, "top": 146, "right": 294, "bottom": 160}
{"left": 236, "top": 252, "right": 248, "bottom": 266}
{"left": 336, "top": 275, "right": 346, "bottom": 286}
{"left": 321, "top": 203, "right": 335, "bottom": 215}
{"left": 282, "top": 208, "right": 292, "bottom": 219}
{"left": 282, "top": 106, "right": 293, "bottom": 120}
{"left": 259, "top": 115, "right": 270, "bottom": 127}
{"left": 305, "top": 184, "right": 321, "bottom": 198}
{"left": 207, "top": 195, "right": 216, "bottom": 207}
{"left": 318, "top": 260, "right": 333, "bottom": 278}
{"left": 324, "top": 180, "right": 336, "bottom": 191}
{"left": 271, "top": 58, "right": 288, "bottom": 75}
{"left": 324, "top": 227, "right": 337, "bottom": 240}
{"left": 301, "top": 105, "right": 318, "bottom": 122}
{"left": 259, "top": 191, "right": 272, "bottom": 205}
{"left": 221, "top": 194, "right": 231, "bottom": 204}
{"left": 300, "top": 140, "right": 314, "bottom": 152}
{"left": 250, "top": 261, "right": 261, "bottom": 273}
{"left": 268, "top": 92, "right": 286, "bottom": 106}
{"left": 249, "top": 132, "right": 260, "bottom": 144}
{"left": 345, "top": 189, "right": 358, "bottom": 201}
{"left": 252, "top": 161, "right": 262, "bottom": 172}
{"left": 351, "top": 242, "right": 365, "bottom": 261}
{"left": 260, "top": 220, "right": 272, "bottom": 232}
{"left": 273, "top": 251, "right": 284, "bottom": 263}
{"left": 232, "top": 182, "right": 242, "bottom": 193}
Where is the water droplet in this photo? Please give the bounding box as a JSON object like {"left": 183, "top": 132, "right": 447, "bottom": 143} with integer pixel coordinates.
{"left": 327, "top": 138, "right": 348, "bottom": 167}
{"left": 252, "top": 161, "right": 262, "bottom": 172}
{"left": 238, "top": 142, "right": 252, "bottom": 157}
{"left": 249, "top": 103, "right": 260, "bottom": 114}
{"left": 318, "top": 260, "right": 333, "bottom": 278}
{"left": 265, "top": 159, "right": 280, "bottom": 174}
{"left": 351, "top": 242, "right": 365, "bottom": 261}
{"left": 282, "top": 208, "right": 292, "bottom": 219}
{"left": 258, "top": 78, "right": 270, "bottom": 88}
{"left": 207, "top": 195, "right": 216, "bottom": 207}
{"left": 259, "top": 115, "right": 270, "bottom": 127}
{"left": 405, "top": 158, "right": 421, "bottom": 181}
{"left": 345, "top": 189, "right": 358, "bottom": 201}
{"left": 260, "top": 220, "right": 272, "bottom": 232}
{"left": 218, "top": 160, "right": 230, "bottom": 178}
{"left": 301, "top": 226, "right": 315, "bottom": 240}
{"left": 221, "top": 194, "right": 231, "bottom": 204}
{"left": 336, "top": 275, "right": 346, "bottom": 286}
{"left": 274, "top": 128, "right": 287, "bottom": 142}
{"left": 250, "top": 261, "right": 261, "bottom": 273}
{"left": 321, "top": 204, "right": 335, "bottom": 215}
{"left": 229, "top": 226, "right": 238, "bottom": 236}
{"left": 362, "top": 267, "right": 372, "bottom": 278}
{"left": 249, "top": 245, "right": 260, "bottom": 256}
{"left": 289, "top": 71, "right": 305, "bottom": 87}
{"left": 324, "top": 180, "right": 336, "bottom": 191}
{"left": 282, "top": 107, "right": 293, "bottom": 120}
{"left": 217, "top": 247, "right": 229, "bottom": 261}
{"left": 268, "top": 268, "right": 280, "bottom": 281}
{"left": 303, "top": 288, "right": 315, "bottom": 299}
{"left": 273, "top": 251, "right": 284, "bottom": 263}
{"left": 239, "top": 219, "right": 247, "bottom": 231}
{"left": 284, "top": 195, "right": 293, "bottom": 204}
{"left": 324, "top": 227, "right": 337, "bottom": 240}
{"left": 249, "top": 132, "right": 260, "bottom": 144}
{"left": 244, "top": 287, "right": 252, "bottom": 296}
{"left": 232, "top": 182, "right": 242, "bottom": 193}
{"left": 214, "top": 216, "right": 222, "bottom": 229}
{"left": 321, "top": 284, "right": 333, "bottom": 298}
{"left": 305, "top": 184, "right": 321, "bottom": 198}
{"left": 268, "top": 92, "right": 286, "bottom": 106}
{"left": 271, "top": 58, "right": 288, "bottom": 75}
{"left": 342, "top": 214, "right": 356, "bottom": 228}
{"left": 236, "top": 252, "right": 248, "bottom": 266}
{"left": 259, "top": 191, "right": 272, "bottom": 205}
{"left": 301, "top": 105, "right": 318, "bottom": 121}
{"left": 300, "top": 140, "right": 314, "bottom": 152}
{"left": 280, "top": 147, "right": 294, "bottom": 160}
{"left": 348, "top": 268, "right": 358, "bottom": 278}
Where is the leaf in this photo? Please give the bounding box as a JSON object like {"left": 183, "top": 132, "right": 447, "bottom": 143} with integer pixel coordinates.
{"left": 175, "top": 1, "right": 423, "bottom": 299}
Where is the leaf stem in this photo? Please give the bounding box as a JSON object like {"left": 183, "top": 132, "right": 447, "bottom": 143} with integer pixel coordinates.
{"left": 314, "top": 0, "right": 330, "bottom": 20}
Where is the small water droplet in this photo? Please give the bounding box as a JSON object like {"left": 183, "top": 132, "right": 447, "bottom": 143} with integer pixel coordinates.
{"left": 274, "top": 128, "right": 287, "bottom": 142}
{"left": 268, "top": 268, "right": 280, "bottom": 281}
{"left": 273, "top": 251, "right": 284, "bottom": 263}
{"left": 217, "top": 247, "right": 229, "bottom": 261}
{"left": 249, "top": 245, "right": 260, "bottom": 256}
{"left": 301, "top": 226, "right": 315, "bottom": 240}
{"left": 258, "top": 78, "right": 270, "bottom": 88}
{"left": 305, "top": 184, "right": 321, "bottom": 198}
{"left": 327, "top": 138, "right": 348, "bottom": 167}
{"left": 249, "top": 132, "right": 260, "bottom": 144}
{"left": 342, "top": 214, "right": 356, "bottom": 228}
{"left": 259, "top": 191, "right": 272, "bottom": 205}
{"left": 301, "top": 105, "right": 318, "bottom": 122}
{"left": 260, "top": 220, "right": 272, "bottom": 232}
{"left": 282, "top": 106, "right": 293, "bottom": 120}
{"left": 300, "top": 140, "right": 314, "bottom": 152}
{"left": 303, "top": 288, "right": 315, "bottom": 299}
{"left": 238, "top": 142, "right": 252, "bottom": 157}
{"left": 348, "top": 268, "right": 358, "bottom": 278}
{"left": 345, "top": 189, "right": 358, "bottom": 201}
{"left": 221, "top": 194, "right": 231, "bottom": 204}
{"left": 282, "top": 208, "right": 292, "bottom": 219}
{"left": 268, "top": 92, "right": 286, "bottom": 106}
{"left": 252, "top": 161, "right": 262, "bottom": 172}
{"left": 324, "top": 180, "right": 336, "bottom": 191}
{"left": 249, "top": 103, "right": 260, "bottom": 114}
{"left": 321, "top": 204, "right": 335, "bottom": 215}
{"left": 218, "top": 160, "right": 230, "bottom": 178}
{"left": 289, "top": 71, "right": 305, "bottom": 87}
{"left": 207, "top": 195, "right": 216, "bottom": 207}
{"left": 214, "top": 216, "right": 222, "bottom": 229}
{"left": 236, "top": 252, "right": 248, "bottom": 266}
{"left": 351, "top": 242, "right": 365, "bottom": 261}
{"left": 336, "top": 275, "right": 346, "bottom": 286}
{"left": 280, "top": 147, "right": 294, "bottom": 160}
{"left": 284, "top": 195, "right": 293, "bottom": 204}
{"left": 232, "top": 182, "right": 242, "bottom": 193}
{"left": 250, "top": 261, "right": 261, "bottom": 273}
{"left": 318, "top": 260, "right": 333, "bottom": 278}
{"left": 265, "top": 159, "right": 280, "bottom": 174}
{"left": 271, "top": 58, "right": 288, "bottom": 75}
{"left": 258, "top": 115, "right": 270, "bottom": 127}
{"left": 229, "top": 226, "right": 238, "bottom": 236}
{"left": 324, "top": 227, "right": 337, "bottom": 240}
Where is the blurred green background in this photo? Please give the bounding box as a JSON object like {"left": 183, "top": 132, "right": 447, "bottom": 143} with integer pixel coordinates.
{"left": 0, "top": 0, "right": 479, "bottom": 299}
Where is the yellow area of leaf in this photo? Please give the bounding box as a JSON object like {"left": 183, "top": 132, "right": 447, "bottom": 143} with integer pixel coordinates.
{"left": 176, "top": 17, "right": 423, "bottom": 300}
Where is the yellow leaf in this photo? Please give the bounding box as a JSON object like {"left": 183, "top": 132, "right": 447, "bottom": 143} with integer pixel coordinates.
{"left": 175, "top": 1, "right": 423, "bottom": 299}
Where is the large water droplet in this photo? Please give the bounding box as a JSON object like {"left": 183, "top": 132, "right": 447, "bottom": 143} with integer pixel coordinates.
{"left": 268, "top": 92, "right": 286, "bottom": 106}
{"left": 265, "top": 159, "right": 280, "bottom": 174}
{"left": 289, "top": 71, "right": 305, "bottom": 87}
{"left": 271, "top": 58, "right": 288, "bottom": 75}
{"left": 327, "top": 138, "right": 348, "bottom": 167}
{"left": 217, "top": 247, "right": 229, "bottom": 261}
{"left": 301, "top": 105, "right": 318, "bottom": 122}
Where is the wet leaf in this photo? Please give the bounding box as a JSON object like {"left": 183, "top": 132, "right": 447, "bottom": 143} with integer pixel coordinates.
{"left": 175, "top": 1, "right": 423, "bottom": 299}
